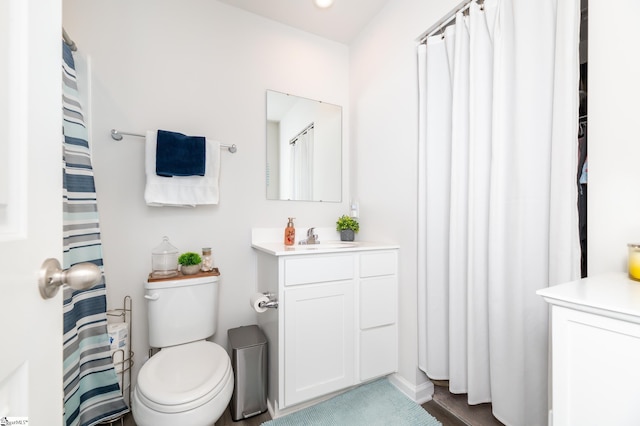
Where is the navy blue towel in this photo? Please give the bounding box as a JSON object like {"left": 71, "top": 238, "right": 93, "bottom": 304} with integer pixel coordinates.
{"left": 155, "top": 129, "right": 206, "bottom": 177}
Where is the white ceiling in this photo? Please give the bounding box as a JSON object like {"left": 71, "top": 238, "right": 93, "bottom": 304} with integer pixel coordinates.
{"left": 217, "top": 0, "right": 389, "bottom": 45}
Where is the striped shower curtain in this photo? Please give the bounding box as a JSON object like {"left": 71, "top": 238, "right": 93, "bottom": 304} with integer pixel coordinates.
{"left": 62, "top": 41, "right": 129, "bottom": 426}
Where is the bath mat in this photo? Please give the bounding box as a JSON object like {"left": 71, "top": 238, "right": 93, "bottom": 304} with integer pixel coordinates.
{"left": 261, "top": 378, "right": 442, "bottom": 426}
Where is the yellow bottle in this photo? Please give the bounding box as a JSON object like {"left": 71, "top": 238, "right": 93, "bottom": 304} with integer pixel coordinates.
{"left": 629, "top": 243, "right": 640, "bottom": 281}
{"left": 284, "top": 217, "right": 296, "bottom": 246}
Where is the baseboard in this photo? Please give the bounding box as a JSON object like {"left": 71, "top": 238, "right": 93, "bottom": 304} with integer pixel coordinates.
{"left": 269, "top": 375, "right": 435, "bottom": 418}
{"left": 388, "top": 373, "right": 434, "bottom": 405}
{"left": 267, "top": 389, "right": 348, "bottom": 419}
{"left": 267, "top": 398, "right": 276, "bottom": 419}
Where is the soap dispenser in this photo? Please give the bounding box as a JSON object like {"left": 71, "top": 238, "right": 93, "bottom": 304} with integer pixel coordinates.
{"left": 284, "top": 217, "right": 296, "bottom": 246}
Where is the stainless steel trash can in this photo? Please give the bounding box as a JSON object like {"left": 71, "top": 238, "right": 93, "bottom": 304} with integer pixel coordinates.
{"left": 228, "top": 325, "right": 268, "bottom": 421}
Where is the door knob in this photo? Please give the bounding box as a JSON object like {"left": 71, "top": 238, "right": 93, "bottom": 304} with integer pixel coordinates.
{"left": 38, "top": 258, "right": 102, "bottom": 299}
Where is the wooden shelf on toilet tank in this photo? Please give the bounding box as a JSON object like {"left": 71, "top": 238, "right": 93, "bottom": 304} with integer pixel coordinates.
{"left": 147, "top": 268, "right": 220, "bottom": 283}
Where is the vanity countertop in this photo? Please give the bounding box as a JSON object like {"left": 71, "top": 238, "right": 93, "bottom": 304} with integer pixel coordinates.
{"left": 537, "top": 272, "right": 640, "bottom": 324}
{"left": 251, "top": 240, "right": 399, "bottom": 256}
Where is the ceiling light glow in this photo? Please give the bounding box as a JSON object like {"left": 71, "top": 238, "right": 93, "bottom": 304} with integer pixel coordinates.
{"left": 314, "top": 0, "right": 335, "bottom": 9}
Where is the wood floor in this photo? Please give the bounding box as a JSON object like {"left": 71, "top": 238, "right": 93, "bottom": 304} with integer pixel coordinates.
{"left": 118, "top": 382, "right": 503, "bottom": 426}
{"left": 428, "top": 382, "right": 504, "bottom": 426}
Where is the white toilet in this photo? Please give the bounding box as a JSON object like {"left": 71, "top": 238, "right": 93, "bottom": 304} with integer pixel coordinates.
{"left": 132, "top": 275, "right": 234, "bottom": 426}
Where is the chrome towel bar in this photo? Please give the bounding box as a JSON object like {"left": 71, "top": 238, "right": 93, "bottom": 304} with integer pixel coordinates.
{"left": 111, "top": 129, "right": 237, "bottom": 153}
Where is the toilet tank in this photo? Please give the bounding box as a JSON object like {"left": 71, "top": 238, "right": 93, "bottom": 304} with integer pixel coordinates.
{"left": 144, "top": 275, "right": 220, "bottom": 348}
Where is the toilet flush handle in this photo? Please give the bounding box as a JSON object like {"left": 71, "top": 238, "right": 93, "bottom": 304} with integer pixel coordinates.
{"left": 144, "top": 293, "right": 160, "bottom": 301}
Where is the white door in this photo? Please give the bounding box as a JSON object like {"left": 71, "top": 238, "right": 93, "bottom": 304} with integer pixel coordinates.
{"left": 0, "top": 0, "right": 63, "bottom": 424}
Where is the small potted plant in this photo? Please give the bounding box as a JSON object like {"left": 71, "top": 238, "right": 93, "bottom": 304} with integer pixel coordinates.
{"left": 336, "top": 215, "right": 359, "bottom": 241}
{"left": 178, "top": 252, "right": 202, "bottom": 275}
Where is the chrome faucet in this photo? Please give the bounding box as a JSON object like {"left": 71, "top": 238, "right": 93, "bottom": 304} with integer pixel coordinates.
{"left": 299, "top": 227, "right": 319, "bottom": 245}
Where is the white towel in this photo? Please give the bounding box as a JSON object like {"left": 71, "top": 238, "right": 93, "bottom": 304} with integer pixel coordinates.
{"left": 144, "top": 130, "right": 221, "bottom": 206}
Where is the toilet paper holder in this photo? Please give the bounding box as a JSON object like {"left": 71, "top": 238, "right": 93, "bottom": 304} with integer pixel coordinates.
{"left": 259, "top": 293, "right": 279, "bottom": 309}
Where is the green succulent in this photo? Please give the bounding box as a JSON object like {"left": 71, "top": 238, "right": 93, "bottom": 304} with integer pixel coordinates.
{"left": 336, "top": 215, "right": 359, "bottom": 233}
{"left": 178, "top": 252, "right": 202, "bottom": 266}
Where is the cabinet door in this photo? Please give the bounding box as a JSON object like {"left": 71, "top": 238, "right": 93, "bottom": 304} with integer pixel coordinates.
{"left": 551, "top": 305, "right": 640, "bottom": 426}
{"left": 284, "top": 281, "right": 355, "bottom": 407}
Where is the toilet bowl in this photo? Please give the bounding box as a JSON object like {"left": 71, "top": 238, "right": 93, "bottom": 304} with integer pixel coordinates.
{"left": 132, "top": 340, "right": 234, "bottom": 426}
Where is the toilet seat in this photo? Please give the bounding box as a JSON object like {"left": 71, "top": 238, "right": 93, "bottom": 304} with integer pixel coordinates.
{"left": 136, "top": 341, "right": 232, "bottom": 414}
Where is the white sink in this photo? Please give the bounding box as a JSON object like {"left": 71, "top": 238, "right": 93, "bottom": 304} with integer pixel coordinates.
{"left": 291, "top": 242, "right": 357, "bottom": 250}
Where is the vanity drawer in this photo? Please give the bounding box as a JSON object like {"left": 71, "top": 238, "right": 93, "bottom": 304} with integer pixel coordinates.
{"left": 284, "top": 255, "right": 354, "bottom": 286}
{"left": 360, "top": 251, "right": 397, "bottom": 278}
{"left": 360, "top": 325, "right": 397, "bottom": 381}
{"left": 360, "top": 276, "right": 396, "bottom": 329}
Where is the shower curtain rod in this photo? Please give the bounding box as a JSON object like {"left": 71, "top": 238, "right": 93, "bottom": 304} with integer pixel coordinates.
{"left": 62, "top": 27, "right": 77, "bottom": 51}
{"left": 417, "top": 0, "right": 482, "bottom": 43}
{"left": 110, "top": 129, "right": 238, "bottom": 153}
{"left": 289, "top": 122, "right": 314, "bottom": 145}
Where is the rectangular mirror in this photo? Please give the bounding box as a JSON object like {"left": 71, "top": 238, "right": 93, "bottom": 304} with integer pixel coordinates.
{"left": 266, "top": 90, "right": 342, "bottom": 202}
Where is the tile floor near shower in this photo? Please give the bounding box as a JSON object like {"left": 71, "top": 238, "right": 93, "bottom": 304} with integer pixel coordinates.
{"left": 119, "top": 381, "right": 504, "bottom": 426}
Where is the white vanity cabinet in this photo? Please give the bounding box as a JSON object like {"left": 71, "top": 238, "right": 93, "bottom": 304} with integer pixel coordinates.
{"left": 537, "top": 273, "right": 640, "bottom": 426}
{"left": 282, "top": 254, "right": 356, "bottom": 407}
{"left": 252, "top": 240, "right": 398, "bottom": 417}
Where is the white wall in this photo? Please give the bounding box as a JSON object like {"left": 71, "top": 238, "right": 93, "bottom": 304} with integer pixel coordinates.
{"left": 588, "top": 0, "right": 640, "bottom": 275}
{"left": 349, "top": 0, "right": 460, "bottom": 391}
{"left": 63, "top": 0, "right": 350, "bottom": 384}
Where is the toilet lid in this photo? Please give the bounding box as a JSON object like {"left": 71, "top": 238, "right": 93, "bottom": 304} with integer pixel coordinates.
{"left": 137, "top": 341, "right": 231, "bottom": 411}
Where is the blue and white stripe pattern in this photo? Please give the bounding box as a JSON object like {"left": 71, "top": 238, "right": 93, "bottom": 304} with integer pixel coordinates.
{"left": 62, "top": 41, "right": 129, "bottom": 426}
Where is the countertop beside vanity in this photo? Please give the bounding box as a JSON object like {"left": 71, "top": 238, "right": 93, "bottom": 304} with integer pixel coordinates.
{"left": 537, "top": 272, "right": 640, "bottom": 323}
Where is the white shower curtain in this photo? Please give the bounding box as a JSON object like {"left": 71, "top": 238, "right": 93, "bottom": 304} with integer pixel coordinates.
{"left": 289, "top": 125, "right": 314, "bottom": 200}
{"left": 417, "top": 0, "right": 581, "bottom": 424}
